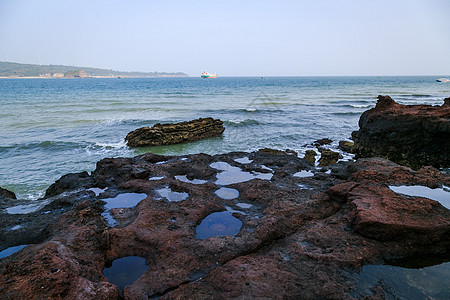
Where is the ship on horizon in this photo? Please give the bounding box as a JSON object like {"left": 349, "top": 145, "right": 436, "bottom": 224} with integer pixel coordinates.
{"left": 201, "top": 70, "right": 217, "bottom": 78}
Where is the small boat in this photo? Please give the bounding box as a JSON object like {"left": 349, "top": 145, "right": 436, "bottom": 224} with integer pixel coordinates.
{"left": 201, "top": 71, "right": 218, "bottom": 78}
{"left": 436, "top": 78, "right": 450, "bottom": 82}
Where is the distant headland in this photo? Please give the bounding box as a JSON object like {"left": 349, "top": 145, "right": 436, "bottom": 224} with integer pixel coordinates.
{"left": 0, "top": 61, "right": 188, "bottom": 78}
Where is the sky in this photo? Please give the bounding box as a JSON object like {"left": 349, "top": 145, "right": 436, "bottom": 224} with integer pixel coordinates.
{"left": 0, "top": 0, "right": 449, "bottom": 76}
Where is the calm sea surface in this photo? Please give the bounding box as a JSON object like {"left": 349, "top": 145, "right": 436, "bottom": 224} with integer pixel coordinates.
{"left": 1, "top": 76, "right": 449, "bottom": 200}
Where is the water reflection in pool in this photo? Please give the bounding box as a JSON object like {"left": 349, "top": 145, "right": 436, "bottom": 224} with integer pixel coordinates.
{"left": 210, "top": 162, "right": 272, "bottom": 185}
{"left": 103, "top": 256, "right": 148, "bottom": 295}
{"left": 353, "top": 262, "right": 450, "bottom": 299}
{"left": 196, "top": 211, "right": 242, "bottom": 239}
{"left": 155, "top": 187, "right": 189, "bottom": 202}
{"left": 389, "top": 185, "right": 450, "bottom": 209}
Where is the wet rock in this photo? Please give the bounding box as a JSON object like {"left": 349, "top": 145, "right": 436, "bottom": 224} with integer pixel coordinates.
{"left": 318, "top": 148, "right": 342, "bottom": 167}
{"left": 125, "top": 117, "right": 225, "bottom": 147}
{"left": 303, "top": 150, "right": 317, "bottom": 166}
{"left": 0, "top": 187, "right": 16, "bottom": 200}
{"left": 1, "top": 151, "right": 449, "bottom": 299}
{"left": 352, "top": 95, "right": 450, "bottom": 169}
{"left": 45, "top": 171, "right": 95, "bottom": 198}
{"left": 338, "top": 140, "right": 354, "bottom": 153}
{"left": 257, "top": 148, "right": 288, "bottom": 155}
{"left": 313, "top": 138, "right": 333, "bottom": 146}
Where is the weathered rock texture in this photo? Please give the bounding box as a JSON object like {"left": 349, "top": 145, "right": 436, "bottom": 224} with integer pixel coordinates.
{"left": 303, "top": 149, "right": 317, "bottom": 166}
{"left": 318, "top": 148, "right": 342, "bottom": 167}
{"left": 352, "top": 95, "right": 450, "bottom": 169}
{"left": 1, "top": 151, "right": 449, "bottom": 299}
{"left": 125, "top": 117, "right": 225, "bottom": 147}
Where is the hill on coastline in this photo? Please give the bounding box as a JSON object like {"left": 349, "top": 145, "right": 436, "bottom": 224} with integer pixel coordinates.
{"left": 0, "top": 61, "right": 188, "bottom": 78}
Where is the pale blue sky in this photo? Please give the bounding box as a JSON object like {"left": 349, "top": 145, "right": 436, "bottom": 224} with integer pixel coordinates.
{"left": 1, "top": 0, "right": 449, "bottom": 76}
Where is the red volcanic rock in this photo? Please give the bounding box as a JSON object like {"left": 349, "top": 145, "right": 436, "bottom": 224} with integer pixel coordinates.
{"left": 352, "top": 95, "right": 450, "bottom": 169}
{"left": 0, "top": 152, "right": 449, "bottom": 299}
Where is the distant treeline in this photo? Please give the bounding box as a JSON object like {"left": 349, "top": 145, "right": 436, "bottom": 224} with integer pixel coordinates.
{"left": 0, "top": 61, "right": 188, "bottom": 77}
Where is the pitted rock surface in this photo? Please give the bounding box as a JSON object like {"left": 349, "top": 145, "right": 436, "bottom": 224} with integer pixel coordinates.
{"left": 0, "top": 152, "right": 449, "bottom": 299}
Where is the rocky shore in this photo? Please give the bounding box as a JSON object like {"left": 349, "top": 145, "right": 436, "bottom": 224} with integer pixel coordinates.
{"left": 0, "top": 96, "right": 449, "bottom": 299}
{"left": 352, "top": 95, "right": 450, "bottom": 170}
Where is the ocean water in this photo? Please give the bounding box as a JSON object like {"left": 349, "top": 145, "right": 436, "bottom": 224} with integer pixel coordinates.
{"left": 1, "top": 76, "right": 449, "bottom": 200}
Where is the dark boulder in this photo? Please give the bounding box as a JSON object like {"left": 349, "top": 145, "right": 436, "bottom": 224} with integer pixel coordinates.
{"left": 45, "top": 171, "right": 95, "bottom": 198}
{"left": 352, "top": 95, "right": 450, "bottom": 169}
{"left": 313, "top": 138, "right": 333, "bottom": 146}
{"left": 0, "top": 187, "right": 16, "bottom": 200}
{"left": 125, "top": 117, "right": 225, "bottom": 147}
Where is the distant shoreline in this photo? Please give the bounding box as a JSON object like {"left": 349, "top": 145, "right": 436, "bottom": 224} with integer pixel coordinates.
{"left": 0, "top": 61, "right": 188, "bottom": 78}
{"left": 0, "top": 75, "right": 188, "bottom": 79}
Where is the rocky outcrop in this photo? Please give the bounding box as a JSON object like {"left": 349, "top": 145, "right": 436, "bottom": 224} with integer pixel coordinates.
{"left": 318, "top": 148, "right": 342, "bottom": 167}
{"left": 303, "top": 149, "right": 317, "bottom": 166}
{"left": 1, "top": 151, "right": 449, "bottom": 299}
{"left": 352, "top": 95, "right": 450, "bottom": 169}
{"left": 338, "top": 140, "right": 354, "bottom": 153}
{"left": 0, "top": 187, "right": 16, "bottom": 200}
{"left": 125, "top": 118, "right": 225, "bottom": 147}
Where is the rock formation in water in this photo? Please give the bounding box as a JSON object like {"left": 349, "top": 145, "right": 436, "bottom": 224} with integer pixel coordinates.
{"left": 0, "top": 150, "right": 449, "bottom": 299}
{"left": 125, "top": 117, "right": 225, "bottom": 147}
{"left": 352, "top": 95, "right": 450, "bottom": 169}
{"left": 0, "top": 187, "right": 16, "bottom": 201}
{"left": 318, "top": 148, "right": 342, "bottom": 167}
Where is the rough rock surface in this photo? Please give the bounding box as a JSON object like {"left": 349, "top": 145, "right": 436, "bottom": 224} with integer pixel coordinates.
{"left": 352, "top": 95, "right": 450, "bottom": 169}
{"left": 125, "top": 117, "right": 225, "bottom": 147}
{"left": 303, "top": 149, "right": 317, "bottom": 166}
{"left": 1, "top": 151, "right": 449, "bottom": 299}
{"left": 318, "top": 148, "right": 342, "bottom": 167}
{"left": 338, "top": 140, "right": 354, "bottom": 153}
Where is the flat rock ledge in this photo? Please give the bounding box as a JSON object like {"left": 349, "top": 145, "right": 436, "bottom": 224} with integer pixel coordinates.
{"left": 125, "top": 117, "right": 225, "bottom": 147}
{"left": 1, "top": 151, "right": 449, "bottom": 299}
{"left": 352, "top": 95, "right": 450, "bottom": 169}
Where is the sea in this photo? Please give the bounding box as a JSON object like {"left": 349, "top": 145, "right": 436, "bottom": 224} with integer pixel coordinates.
{"left": 1, "top": 76, "right": 449, "bottom": 200}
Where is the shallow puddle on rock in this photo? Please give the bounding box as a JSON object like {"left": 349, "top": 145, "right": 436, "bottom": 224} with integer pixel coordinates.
{"left": 389, "top": 185, "right": 450, "bottom": 209}
{"left": 196, "top": 211, "right": 243, "bottom": 239}
{"left": 102, "top": 193, "right": 148, "bottom": 210}
{"left": 210, "top": 161, "right": 273, "bottom": 185}
{"left": 236, "top": 202, "right": 252, "bottom": 209}
{"left": 6, "top": 199, "right": 51, "bottom": 215}
{"left": 225, "top": 206, "right": 246, "bottom": 215}
{"left": 234, "top": 157, "right": 253, "bottom": 164}
{"left": 101, "top": 193, "right": 147, "bottom": 227}
{"left": 0, "top": 245, "right": 27, "bottom": 259}
{"left": 293, "top": 170, "right": 314, "bottom": 178}
{"left": 156, "top": 187, "right": 189, "bottom": 202}
{"left": 88, "top": 187, "right": 107, "bottom": 196}
{"left": 103, "top": 256, "right": 148, "bottom": 295}
{"left": 215, "top": 187, "right": 239, "bottom": 200}
{"left": 352, "top": 262, "right": 450, "bottom": 299}
{"left": 297, "top": 183, "right": 313, "bottom": 190}
{"left": 149, "top": 176, "right": 165, "bottom": 181}
{"left": 174, "top": 175, "right": 207, "bottom": 185}
{"left": 101, "top": 211, "right": 118, "bottom": 227}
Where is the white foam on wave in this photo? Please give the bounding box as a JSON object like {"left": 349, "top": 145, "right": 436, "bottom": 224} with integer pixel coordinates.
{"left": 95, "top": 140, "right": 127, "bottom": 149}
{"left": 350, "top": 104, "right": 371, "bottom": 108}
